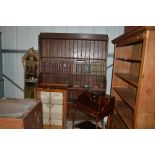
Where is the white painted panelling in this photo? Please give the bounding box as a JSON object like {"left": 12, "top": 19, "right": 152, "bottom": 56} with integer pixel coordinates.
{"left": 67, "top": 26, "right": 81, "bottom": 33}
{"left": 16, "top": 26, "right": 29, "bottom": 49}
{"left": 54, "top": 26, "right": 68, "bottom": 33}
{"left": 28, "top": 26, "right": 42, "bottom": 49}
{"left": 4, "top": 53, "right": 17, "bottom": 98}
{"left": 80, "top": 26, "right": 94, "bottom": 33}
{"left": 4, "top": 26, "right": 17, "bottom": 49}
{"left": 107, "top": 26, "right": 122, "bottom": 53}
{"left": 0, "top": 27, "right": 5, "bottom": 49}
{"left": 16, "top": 53, "right": 25, "bottom": 98}
{"left": 41, "top": 26, "right": 55, "bottom": 33}
{"left": 93, "top": 26, "right": 107, "bottom": 34}
{"left": 3, "top": 53, "right": 24, "bottom": 98}
{"left": 0, "top": 26, "right": 124, "bottom": 98}
{"left": 2, "top": 53, "right": 6, "bottom": 97}
{"left": 106, "top": 26, "right": 124, "bottom": 94}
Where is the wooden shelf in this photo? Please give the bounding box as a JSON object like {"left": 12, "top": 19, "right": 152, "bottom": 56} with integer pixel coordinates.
{"left": 115, "top": 101, "right": 134, "bottom": 129}
{"left": 40, "top": 56, "right": 106, "bottom": 61}
{"left": 112, "top": 113, "right": 127, "bottom": 129}
{"left": 25, "top": 79, "right": 37, "bottom": 83}
{"left": 40, "top": 73, "right": 105, "bottom": 76}
{"left": 113, "top": 87, "right": 136, "bottom": 110}
{"left": 115, "top": 73, "right": 139, "bottom": 87}
{"left": 26, "top": 72, "right": 37, "bottom": 75}
{"left": 116, "top": 58, "right": 141, "bottom": 63}
{"left": 68, "top": 87, "right": 105, "bottom": 92}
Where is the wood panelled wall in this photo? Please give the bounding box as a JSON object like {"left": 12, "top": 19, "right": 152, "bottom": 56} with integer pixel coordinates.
{"left": 0, "top": 26, "right": 124, "bottom": 98}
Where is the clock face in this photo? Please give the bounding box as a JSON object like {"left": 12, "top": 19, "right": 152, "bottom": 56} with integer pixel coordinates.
{"left": 40, "top": 91, "right": 63, "bottom": 126}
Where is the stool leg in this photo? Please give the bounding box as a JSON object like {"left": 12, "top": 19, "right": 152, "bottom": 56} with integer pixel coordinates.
{"left": 101, "top": 118, "right": 104, "bottom": 129}
{"left": 72, "top": 105, "right": 75, "bottom": 129}
{"left": 96, "top": 117, "right": 98, "bottom": 129}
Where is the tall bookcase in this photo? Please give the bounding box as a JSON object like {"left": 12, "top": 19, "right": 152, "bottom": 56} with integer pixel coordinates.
{"left": 38, "top": 33, "right": 108, "bottom": 101}
{"left": 38, "top": 33, "right": 108, "bottom": 121}
{"left": 109, "top": 27, "right": 155, "bottom": 128}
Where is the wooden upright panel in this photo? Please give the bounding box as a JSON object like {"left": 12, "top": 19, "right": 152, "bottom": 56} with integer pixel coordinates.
{"left": 135, "top": 30, "right": 155, "bottom": 128}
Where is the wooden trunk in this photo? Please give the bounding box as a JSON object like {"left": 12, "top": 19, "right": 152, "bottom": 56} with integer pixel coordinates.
{"left": 0, "top": 98, "right": 43, "bottom": 129}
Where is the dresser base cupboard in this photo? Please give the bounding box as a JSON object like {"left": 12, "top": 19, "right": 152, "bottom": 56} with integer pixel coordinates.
{"left": 108, "top": 27, "right": 155, "bottom": 129}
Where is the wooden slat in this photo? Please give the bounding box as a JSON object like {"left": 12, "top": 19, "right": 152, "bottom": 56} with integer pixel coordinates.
{"left": 115, "top": 73, "right": 139, "bottom": 87}
{"left": 113, "top": 87, "right": 136, "bottom": 110}
{"left": 39, "top": 56, "right": 106, "bottom": 61}
{"left": 115, "top": 101, "right": 134, "bottom": 129}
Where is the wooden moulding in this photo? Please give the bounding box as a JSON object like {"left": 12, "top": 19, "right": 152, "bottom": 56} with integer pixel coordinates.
{"left": 39, "top": 33, "right": 108, "bottom": 41}
{"left": 112, "top": 26, "right": 155, "bottom": 46}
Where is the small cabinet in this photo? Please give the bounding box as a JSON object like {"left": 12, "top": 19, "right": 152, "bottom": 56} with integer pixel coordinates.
{"left": 22, "top": 48, "right": 39, "bottom": 98}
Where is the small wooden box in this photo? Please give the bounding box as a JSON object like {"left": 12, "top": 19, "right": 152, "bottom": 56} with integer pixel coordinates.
{"left": 0, "top": 98, "right": 43, "bottom": 129}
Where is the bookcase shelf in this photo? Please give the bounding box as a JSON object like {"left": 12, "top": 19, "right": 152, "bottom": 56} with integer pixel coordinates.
{"left": 116, "top": 58, "right": 141, "bottom": 63}
{"left": 115, "top": 101, "right": 134, "bottom": 129}
{"left": 115, "top": 73, "right": 139, "bottom": 87}
{"left": 113, "top": 87, "right": 136, "bottom": 110}
{"left": 111, "top": 113, "right": 126, "bottom": 129}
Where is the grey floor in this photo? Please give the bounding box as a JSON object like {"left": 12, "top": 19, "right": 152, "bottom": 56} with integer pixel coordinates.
{"left": 67, "top": 118, "right": 107, "bottom": 129}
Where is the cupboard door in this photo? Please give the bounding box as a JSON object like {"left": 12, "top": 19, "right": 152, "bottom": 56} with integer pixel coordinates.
{"left": 34, "top": 88, "right": 67, "bottom": 128}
